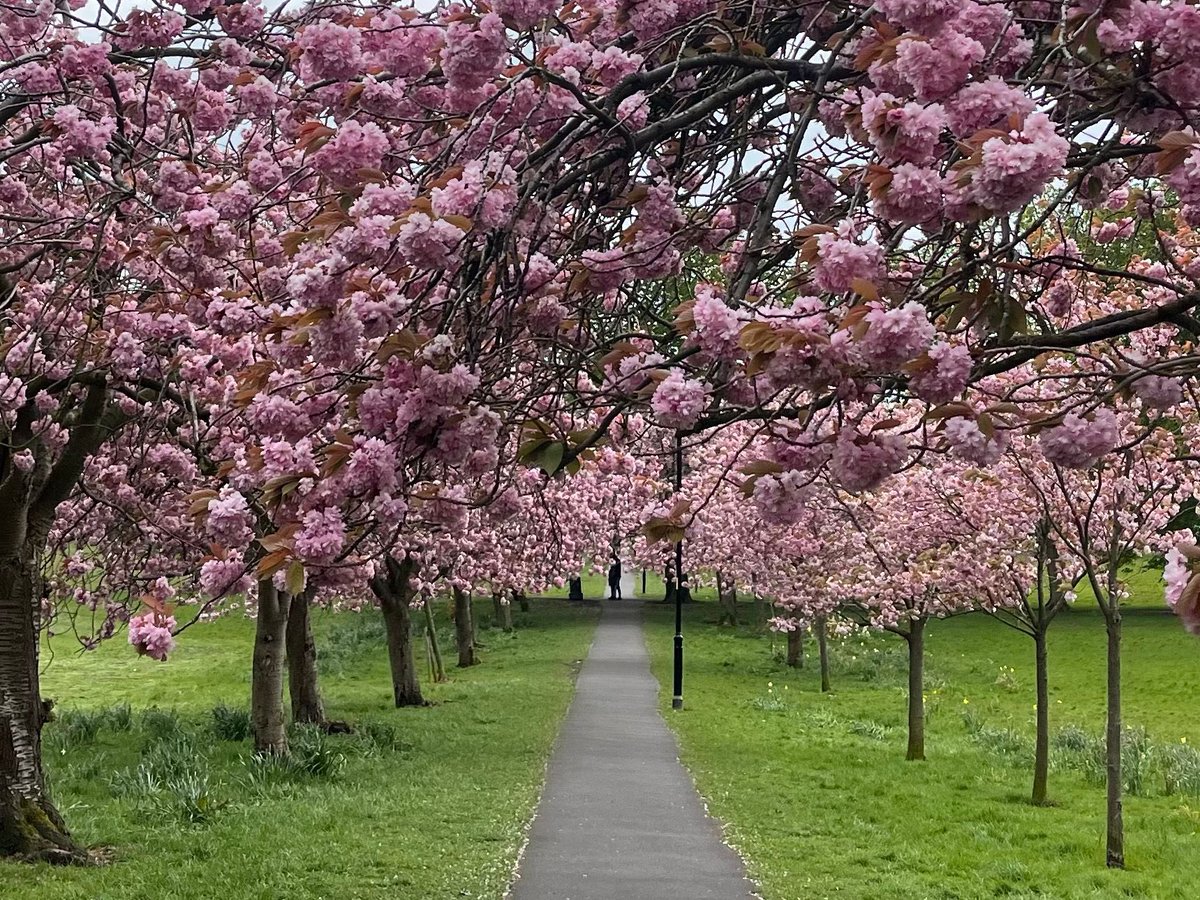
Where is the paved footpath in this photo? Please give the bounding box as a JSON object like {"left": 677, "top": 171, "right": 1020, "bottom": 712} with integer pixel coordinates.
{"left": 509, "top": 601, "right": 758, "bottom": 900}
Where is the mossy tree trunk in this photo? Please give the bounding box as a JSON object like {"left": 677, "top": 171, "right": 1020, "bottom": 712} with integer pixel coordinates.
{"left": 453, "top": 586, "right": 478, "bottom": 668}
{"left": 786, "top": 628, "right": 804, "bottom": 668}
{"left": 0, "top": 550, "right": 86, "bottom": 863}
{"left": 816, "top": 615, "right": 831, "bottom": 693}
{"left": 1032, "top": 626, "right": 1050, "bottom": 805}
{"left": 905, "top": 617, "right": 927, "bottom": 762}
{"left": 0, "top": 380, "right": 117, "bottom": 862}
{"left": 252, "top": 581, "right": 290, "bottom": 755}
{"left": 286, "top": 587, "right": 325, "bottom": 727}
{"left": 370, "top": 555, "right": 425, "bottom": 707}
{"left": 1105, "top": 609, "right": 1124, "bottom": 867}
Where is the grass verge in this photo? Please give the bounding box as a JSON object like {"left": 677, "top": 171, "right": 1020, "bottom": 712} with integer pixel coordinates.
{"left": 644, "top": 598, "right": 1199, "bottom": 900}
{"left": 5, "top": 598, "right": 597, "bottom": 900}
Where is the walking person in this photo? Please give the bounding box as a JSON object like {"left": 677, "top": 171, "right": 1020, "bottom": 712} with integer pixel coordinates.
{"left": 607, "top": 558, "right": 622, "bottom": 601}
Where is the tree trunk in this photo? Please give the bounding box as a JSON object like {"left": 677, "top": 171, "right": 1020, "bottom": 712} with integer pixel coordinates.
{"left": 516, "top": 591, "right": 529, "bottom": 613}
{"left": 717, "top": 572, "right": 738, "bottom": 626}
{"left": 372, "top": 556, "right": 424, "bottom": 707}
{"left": 252, "top": 581, "right": 290, "bottom": 755}
{"left": 286, "top": 589, "right": 325, "bottom": 727}
{"left": 453, "top": 586, "right": 477, "bottom": 668}
{"left": 420, "top": 597, "right": 446, "bottom": 683}
{"left": 906, "top": 618, "right": 926, "bottom": 762}
{"left": 816, "top": 616, "right": 831, "bottom": 693}
{"left": 786, "top": 628, "right": 804, "bottom": 668}
{"left": 663, "top": 566, "right": 676, "bottom": 604}
{"left": 1105, "top": 611, "right": 1124, "bottom": 868}
{"left": 0, "top": 551, "right": 85, "bottom": 863}
{"left": 492, "top": 592, "right": 504, "bottom": 627}
{"left": 1032, "top": 626, "right": 1050, "bottom": 805}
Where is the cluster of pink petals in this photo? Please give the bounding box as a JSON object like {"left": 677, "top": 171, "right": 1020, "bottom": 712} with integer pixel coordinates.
{"left": 1164, "top": 545, "right": 1200, "bottom": 635}
{"left": 690, "top": 285, "right": 744, "bottom": 355}
{"left": 944, "top": 417, "right": 1007, "bottom": 466}
{"left": 650, "top": 370, "right": 708, "bottom": 430}
{"left": 751, "top": 471, "right": 811, "bottom": 525}
{"left": 855, "top": 301, "right": 935, "bottom": 371}
{"left": 128, "top": 612, "right": 176, "bottom": 662}
{"left": 1038, "top": 409, "right": 1120, "bottom": 469}
{"left": 829, "top": 430, "right": 908, "bottom": 492}
{"left": 1132, "top": 375, "right": 1184, "bottom": 410}
{"left": 910, "top": 342, "right": 972, "bottom": 404}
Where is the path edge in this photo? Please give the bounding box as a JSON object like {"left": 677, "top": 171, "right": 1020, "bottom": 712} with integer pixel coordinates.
{"left": 501, "top": 601, "right": 604, "bottom": 900}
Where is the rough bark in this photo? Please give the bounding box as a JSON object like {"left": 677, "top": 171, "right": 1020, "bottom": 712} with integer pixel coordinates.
{"left": 1032, "top": 627, "right": 1050, "bottom": 805}
{"left": 786, "top": 628, "right": 804, "bottom": 668}
{"left": 816, "top": 616, "right": 831, "bottom": 693}
{"left": 0, "top": 551, "right": 86, "bottom": 863}
{"left": 906, "top": 618, "right": 926, "bottom": 762}
{"left": 371, "top": 555, "right": 425, "bottom": 707}
{"left": 453, "top": 586, "right": 478, "bottom": 667}
{"left": 1105, "top": 611, "right": 1124, "bottom": 868}
{"left": 286, "top": 589, "right": 325, "bottom": 727}
{"left": 0, "top": 381, "right": 116, "bottom": 862}
{"left": 252, "top": 581, "right": 290, "bottom": 755}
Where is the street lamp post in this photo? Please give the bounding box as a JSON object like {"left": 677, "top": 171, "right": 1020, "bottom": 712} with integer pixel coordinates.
{"left": 672, "top": 432, "right": 684, "bottom": 711}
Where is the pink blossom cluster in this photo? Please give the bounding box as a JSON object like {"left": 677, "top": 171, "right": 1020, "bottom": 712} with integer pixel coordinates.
{"left": 650, "top": 370, "right": 708, "bottom": 430}
{"left": 830, "top": 429, "right": 908, "bottom": 492}
{"left": 128, "top": 611, "right": 176, "bottom": 662}
{"left": 1038, "top": 410, "right": 1120, "bottom": 469}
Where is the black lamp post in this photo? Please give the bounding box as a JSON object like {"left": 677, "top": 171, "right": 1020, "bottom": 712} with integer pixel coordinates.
{"left": 672, "top": 431, "right": 684, "bottom": 710}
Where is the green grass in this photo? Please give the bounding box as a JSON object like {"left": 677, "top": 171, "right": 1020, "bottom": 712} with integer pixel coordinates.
{"left": 6, "top": 598, "right": 598, "bottom": 900}
{"left": 644, "top": 596, "right": 1200, "bottom": 900}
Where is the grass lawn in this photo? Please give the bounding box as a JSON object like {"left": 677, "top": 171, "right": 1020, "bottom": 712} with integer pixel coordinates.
{"left": 644, "top": 582, "right": 1200, "bottom": 900}
{"left": 3, "top": 598, "right": 598, "bottom": 900}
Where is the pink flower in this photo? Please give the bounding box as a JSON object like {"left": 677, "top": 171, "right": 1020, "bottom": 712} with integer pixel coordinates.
{"left": 855, "top": 301, "right": 934, "bottom": 371}
{"left": 52, "top": 105, "right": 115, "bottom": 160}
{"left": 441, "top": 13, "right": 506, "bottom": 92}
{"left": 298, "top": 21, "right": 363, "bottom": 82}
{"left": 199, "top": 558, "right": 252, "bottom": 599}
{"left": 1165, "top": 545, "right": 1200, "bottom": 635}
{"left": 830, "top": 429, "right": 908, "bottom": 492}
{"left": 205, "top": 487, "right": 254, "bottom": 546}
{"left": 944, "top": 416, "right": 1006, "bottom": 466}
{"left": 1165, "top": 546, "right": 1191, "bottom": 609}
{"left": 396, "top": 213, "right": 466, "bottom": 268}
{"left": 910, "top": 342, "right": 971, "bottom": 404}
{"left": 128, "top": 611, "right": 176, "bottom": 662}
{"left": 1132, "top": 375, "right": 1184, "bottom": 410}
{"left": 945, "top": 78, "right": 1036, "bottom": 137}
{"left": 874, "top": 0, "right": 960, "bottom": 34}
{"left": 752, "top": 471, "right": 811, "bottom": 524}
{"left": 895, "top": 32, "right": 983, "bottom": 102}
{"left": 295, "top": 508, "right": 346, "bottom": 564}
{"left": 313, "top": 121, "right": 389, "bottom": 185}
{"left": 1038, "top": 409, "right": 1120, "bottom": 469}
{"left": 969, "top": 114, "right": 1069, "bottom": 214}
{"left": 690, "top": 284, "right": 744, "bottom": 355}
{"left": 862, "top": 95, "right": 946, "bottom": 165}
{"left": 650, "top": 370, "right": 708, "bottom": 429}
{"left": 873, "top": 164, "right": 945, "bottom": 225}
{"left": 812, "top": 234, "right": 883, "bottom": 294}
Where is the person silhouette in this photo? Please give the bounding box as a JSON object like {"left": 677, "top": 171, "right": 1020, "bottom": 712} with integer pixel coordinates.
{"left": 607, "top": 559, "right": 622, "bottom": 601}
